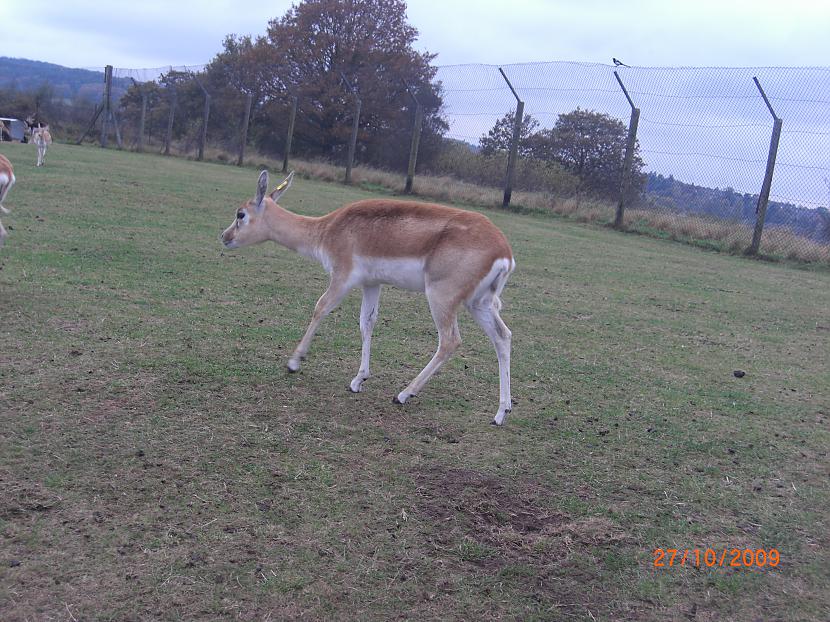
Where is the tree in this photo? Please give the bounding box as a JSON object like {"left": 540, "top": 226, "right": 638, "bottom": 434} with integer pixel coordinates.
{"left": 479, "top": 111, "right": 539, "bottom": 157}
{"left": 209, "top": 34, "right": 274, "bottom": 102}
{"left": 541, "top": 108, "right": 645, "bottom": 198}
{"left": 477, "top": 108, "right": 644, "bottom": 199}
{"left": 238, "top": 0, "right": 445, "bottom": 168}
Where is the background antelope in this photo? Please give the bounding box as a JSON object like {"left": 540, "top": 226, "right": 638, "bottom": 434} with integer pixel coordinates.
{"left": 220, "top": 171, "right": 516, "bottom": 425}
{"left": 31, "top": 125, "right": 52, "bottom": 167}
{"left": 0, "top": 154, "right": 15, "bottom": 247}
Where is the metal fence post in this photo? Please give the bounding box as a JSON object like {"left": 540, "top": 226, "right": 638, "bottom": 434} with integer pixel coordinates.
{"left": 130, "top": 78, "right": 147, "bottom": 153}
{"left": 747, "top": 77, "right": 783, "bottom": 256}
{"left": 498, "top": 67, "right": 523, "bottom": 208}
{"left": 613, "top": 71, "right": 641, "bottom": 228}
{"left": 405, "top": 104, "right": 423, "bottom": 193}
{"left": 403, "top": 80, "right": 424, "bottom": 194}
{"left": 341, "top": 73, "right": 361, "bottom": 184}
{"left": 345, "top": 97, "right": 362, "bottom": 184}
{"left": 194, "top": 76, "right": 211, "bottom": 161}
{"left": 200, "top": 93, "right": 211, "bottom": 160}
{"left": 164, "top": 86, "right": 176, "bottom": 156}
{"left": 100, "top": 65, "right": 113, "bottom": 148}
{"left": 282, "top": 95, "right": 297, "bottom": 173}
{"left": 237, "top": 92, "right": 253, "bottom": 166}
{"left": 138, "top": 91, "right": 147, "bottom": 152}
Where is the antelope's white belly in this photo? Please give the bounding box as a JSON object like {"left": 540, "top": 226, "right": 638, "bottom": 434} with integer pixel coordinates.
{"left": 352, "top": 256, "right": 426, "bottom": 291}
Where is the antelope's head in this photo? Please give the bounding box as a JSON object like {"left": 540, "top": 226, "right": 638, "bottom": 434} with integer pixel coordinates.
{"left": 220, "top": 170, "right": 293, "bottom": 249}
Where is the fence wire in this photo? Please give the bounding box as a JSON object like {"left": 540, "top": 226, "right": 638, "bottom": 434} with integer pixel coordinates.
{"left": 437, "top": 63, "right": 830, "bottom": 260}
{"left": 16, "top": 60, "right": 826, "bottom": 262}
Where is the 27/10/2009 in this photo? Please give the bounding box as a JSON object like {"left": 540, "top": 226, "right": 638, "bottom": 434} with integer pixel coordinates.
{"left": 653, "top": 548, "right": 780, "bottom": 568}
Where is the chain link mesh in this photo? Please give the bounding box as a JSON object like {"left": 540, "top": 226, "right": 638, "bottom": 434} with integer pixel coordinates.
{"left": 77, "top": 61, "right": 827, "bottom": 261}
{"left": 438, "top": 62, "right": 830, "bottom": 261}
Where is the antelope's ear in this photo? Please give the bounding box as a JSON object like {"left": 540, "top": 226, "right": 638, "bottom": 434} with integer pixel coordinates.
{"left": 254, "top": 170, "right": 268, "bottom": 213}
{"left": 270, "top": 171, "right": 294, "bottom": 203}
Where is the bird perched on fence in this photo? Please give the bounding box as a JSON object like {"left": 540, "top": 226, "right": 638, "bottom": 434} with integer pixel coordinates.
{"left": 613, "top": 57, "right": 630, "bottom": 67}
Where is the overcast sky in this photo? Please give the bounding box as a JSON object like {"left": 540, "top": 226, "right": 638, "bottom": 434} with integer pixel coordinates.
{"left": 1, "top": 0, "right": 829, "bottom": 70}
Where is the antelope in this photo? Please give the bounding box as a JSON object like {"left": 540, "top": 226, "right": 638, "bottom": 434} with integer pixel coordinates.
{"left": 0, "top": 154, "right": 15, "bottom": 247}
{"left": 220, "top": 171, "right": 516, "bottom": 425}
{"left": 31, "top": 125, "right": 52, "bottom": 167}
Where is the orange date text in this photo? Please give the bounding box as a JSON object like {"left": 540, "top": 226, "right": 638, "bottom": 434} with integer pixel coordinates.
{"left": 653, "top": 548, "right": 780, "bottom": 568}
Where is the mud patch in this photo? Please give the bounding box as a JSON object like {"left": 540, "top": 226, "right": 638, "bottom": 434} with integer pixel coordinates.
{"left": 0, "top": 469, "right": 61, "bottom": 519}
{"left": 411, "top": 465, "right": 631, "bottom": 615}
{"left": 413, "top": 466, "right": 567, "bottom": 553}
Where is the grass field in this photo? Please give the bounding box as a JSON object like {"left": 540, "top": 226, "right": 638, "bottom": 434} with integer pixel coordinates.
{"left": 1, "top": 141, "right": 829, "bottom": 621}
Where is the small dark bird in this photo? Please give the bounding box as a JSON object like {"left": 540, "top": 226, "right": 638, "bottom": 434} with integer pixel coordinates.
{"left": 613, "top": 57, "right": 630, "bottom": 67}
{"left": 733, "top": 370, "right": 746, "bottom": 378}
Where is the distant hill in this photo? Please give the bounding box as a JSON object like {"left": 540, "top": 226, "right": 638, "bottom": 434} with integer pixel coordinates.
{"left": 645, "top": 172, "right": 830, "bottom": 243}
{"left": 0, "top": 57, "right": 131, "bottom": 102}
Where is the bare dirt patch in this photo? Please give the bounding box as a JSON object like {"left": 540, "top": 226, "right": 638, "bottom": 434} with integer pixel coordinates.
{"left": 411, "top": 465, "right": 636, "bottom": 616}
{"left": 414, "top": 466, "right": 567, "bottom": 545}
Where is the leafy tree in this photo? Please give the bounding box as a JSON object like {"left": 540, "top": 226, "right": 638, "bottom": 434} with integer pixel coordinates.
{"left": 478, "top": 108, "right": 644, "bottom": 199}
{"left": 119, "top": 70, "right": 214, "bottom": 150}
{"left": 116, "top": 1, "right": 447, "bottom": 165}
{"left": 228, "top": 0, "right": 446, "bottom": 168}
{"left": 479, "top": 111, "right": 540, "bottom": 157}
{"left": 541, "top": 108, "right": 644, "bottom": 197}
{"left": 208, "top": 34, "right": 275, "bottom": 102}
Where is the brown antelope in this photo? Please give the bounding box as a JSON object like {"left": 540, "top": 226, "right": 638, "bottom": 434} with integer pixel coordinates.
{"left": 31, "top": 125, "right": 52, "bottom": 167}
{"left": 0, "top": 154, "right": 15, "bottom": 247}
{"left": 220, "top": 171, "right": 516, "bottom": 425}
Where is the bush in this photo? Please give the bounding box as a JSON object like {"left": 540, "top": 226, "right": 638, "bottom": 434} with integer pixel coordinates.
{"left": 426, "top": 140, "right": 580, "bottom": 196}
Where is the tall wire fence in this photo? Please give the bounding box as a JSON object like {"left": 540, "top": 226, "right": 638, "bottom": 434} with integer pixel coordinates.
{"left": 437, "top": 63, "right": 830, "bottom": 261}
{"left": 20, "top": 61, "right": 828, "bottom": 263}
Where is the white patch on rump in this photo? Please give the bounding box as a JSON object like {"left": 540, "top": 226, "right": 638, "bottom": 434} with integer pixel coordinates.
{"left": 467, "top": 257, "right": 515, "bottom": 307}
{"left": 352, "top": 255, "right": 426, "bottom": 291}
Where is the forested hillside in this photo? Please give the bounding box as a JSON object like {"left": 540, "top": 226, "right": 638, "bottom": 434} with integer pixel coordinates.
{"left": 0, "top": 57, "right": 129, "bottom": 102}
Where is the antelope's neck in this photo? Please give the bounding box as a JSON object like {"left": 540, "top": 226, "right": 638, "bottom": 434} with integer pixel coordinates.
{"left": 265, "top": 206, "right": 325, "bottom": 264}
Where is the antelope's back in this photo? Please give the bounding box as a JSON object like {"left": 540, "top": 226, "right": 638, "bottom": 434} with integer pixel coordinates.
{"left": 324, "top": 199, "right": 512, "bottom": 262}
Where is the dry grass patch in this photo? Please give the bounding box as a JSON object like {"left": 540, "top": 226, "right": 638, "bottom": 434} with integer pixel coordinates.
{"left": 116, "top": 139, "right": 829, "bottom": 265}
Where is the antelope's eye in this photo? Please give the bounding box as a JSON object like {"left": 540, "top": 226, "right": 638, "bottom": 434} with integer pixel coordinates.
{"left": 237, "top": 211, "right": 245, "bottom": 220}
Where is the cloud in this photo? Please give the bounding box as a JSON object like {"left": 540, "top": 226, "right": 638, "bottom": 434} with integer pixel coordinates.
{"left": 3, "top": 0, "right": 830, "bottom": 69}
{"left": 2, "top": 0, "right": 286, "bottom": 68}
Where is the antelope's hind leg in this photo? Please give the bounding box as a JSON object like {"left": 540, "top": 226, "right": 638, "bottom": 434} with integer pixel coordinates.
{"left": 467, "top": 299, "right": 512, "bottom": 425}
{"left": 394, "top": 282, "right": 462, "bottom": 404}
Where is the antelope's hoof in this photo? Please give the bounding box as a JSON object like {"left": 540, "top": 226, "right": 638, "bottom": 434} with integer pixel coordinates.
{"left": 394, "top": 391, "right": 414, "bottom": 405}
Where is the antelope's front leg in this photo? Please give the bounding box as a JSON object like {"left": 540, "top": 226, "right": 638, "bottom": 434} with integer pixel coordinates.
{"left": 287, "top": 280, "right": 349, "bottom": 372}
{"left": 349, "top": 285, "right": 380, "bottom": 392}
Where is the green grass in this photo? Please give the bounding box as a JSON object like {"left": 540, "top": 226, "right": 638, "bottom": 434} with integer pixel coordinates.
{"left": 1, "top": 141, "right": 829, "bottom": 621}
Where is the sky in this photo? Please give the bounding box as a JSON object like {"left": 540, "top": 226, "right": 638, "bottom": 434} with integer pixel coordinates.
{"left": 2, "top": 0, "right": 828, "bottom": 207}
{"left": 1, "top": 0, "right": 830, "bottom": 70}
